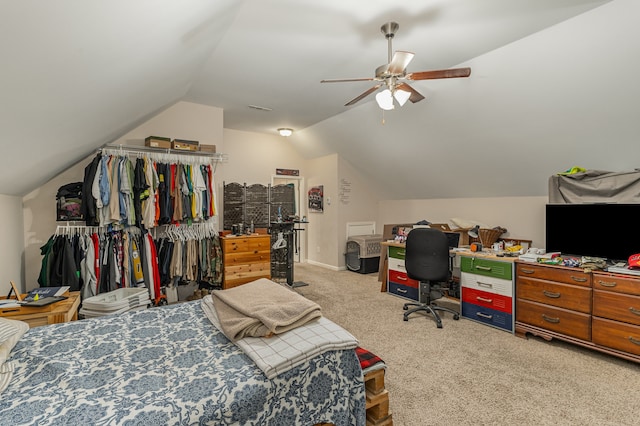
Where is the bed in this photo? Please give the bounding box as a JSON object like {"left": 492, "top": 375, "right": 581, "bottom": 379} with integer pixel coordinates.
{"left": 0, "top": 298, "right": 366, "bottom": 425}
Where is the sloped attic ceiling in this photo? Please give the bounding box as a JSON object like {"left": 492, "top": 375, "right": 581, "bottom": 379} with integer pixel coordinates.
{"left": 4, "top": 0, "right": 637, "bottom": 200}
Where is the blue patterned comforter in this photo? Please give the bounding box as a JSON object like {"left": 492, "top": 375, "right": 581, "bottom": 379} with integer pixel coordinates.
{"left": 0, "top": 301, "right": 366, "bottom": 425}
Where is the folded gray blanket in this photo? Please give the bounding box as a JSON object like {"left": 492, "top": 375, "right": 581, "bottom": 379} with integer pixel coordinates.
{"left": 210, "top": 278, "right": 322, "bottom": 341}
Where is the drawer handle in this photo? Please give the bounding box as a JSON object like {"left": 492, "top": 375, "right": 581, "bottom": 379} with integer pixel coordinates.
{"left": 476, "top": 296, "right": 493, "bottom": 303}
{"left": 396, "top": 276, "right": 408, "bottom": 281}
{"left": 475, "top": 265, "right": 492, "bottom": 271}
{"left": 397, "top": 288, "right": 407, "bottom": 294}
{"left": 398, "top": 250, "right": 405, "bottom": 256}
{"left": 520, "top": 268, "right": 535, "bottom": 274}
{"left": 476, "top": 312, "right": 493, "bottom": 319}
{"left": 570, "top": 276, "right": 587, "bottom": 283}
{"left": 542, "top": 314, "right": 560, "bottom": 324}
{"left": 542, "top": 290, "right": 561, "bottom": 299}
{"left": 597, "top": 280, "right": 617, "bottom": 288}
{"left": 629, "top": 336, "right": 640, "bottom": 346}
{"left": 629, "top": 307, "right": 640, "bottom": 316}
{"left": 477, "top": 281, "right": 494, "bottom": 289}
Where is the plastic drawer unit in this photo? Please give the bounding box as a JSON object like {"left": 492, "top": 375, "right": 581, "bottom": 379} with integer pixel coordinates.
{"left": 460, "top": 255, "right": 515, "bottom": 332}
{"left": 386, "top": 245, "right": 419, "bottom": 301}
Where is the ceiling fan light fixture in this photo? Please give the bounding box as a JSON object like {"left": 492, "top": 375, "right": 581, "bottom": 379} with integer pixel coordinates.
{"left": 393, "top": 88, "right": 411, "bottom": 107}
{"left": 375, "top": 89, "right": 395, "bottom": 110}
{"left": 277, "top": 128, "right": 293, "bottom": 137}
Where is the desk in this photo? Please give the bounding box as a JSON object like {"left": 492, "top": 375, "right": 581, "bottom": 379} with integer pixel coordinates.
{"left": 381, "top": 241, "right": 517, "bottom": 332}
{"left": 0, "top": 291, "right": 81, "bottom": 328}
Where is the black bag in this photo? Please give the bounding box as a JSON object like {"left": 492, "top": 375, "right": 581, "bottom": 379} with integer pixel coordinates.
{"left": 56, "top": 182, "right": 84, "bottom": 221}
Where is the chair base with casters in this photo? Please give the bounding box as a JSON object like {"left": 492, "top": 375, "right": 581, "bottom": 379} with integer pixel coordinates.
{"left": 403, "top": 282, "right": 460, "bottom": 328}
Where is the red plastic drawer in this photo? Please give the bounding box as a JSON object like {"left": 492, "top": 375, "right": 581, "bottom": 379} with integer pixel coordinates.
{"left": 389, "top": 270, "right": 419, "bottom": 288}
{"left": 462, "top": 287, "right": 512, "bottom": 314}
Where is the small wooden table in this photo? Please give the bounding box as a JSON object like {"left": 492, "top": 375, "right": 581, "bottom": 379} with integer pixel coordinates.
{"left": 0, "top": 291, "right": 81, "bottom": 328}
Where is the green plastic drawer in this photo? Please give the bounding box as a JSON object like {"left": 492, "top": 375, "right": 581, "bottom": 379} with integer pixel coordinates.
{"left": 389, "top": 246, "right": 406, "bottom": 260}
{"left": 460, "top": 256, "right": 512, "bottom": 280}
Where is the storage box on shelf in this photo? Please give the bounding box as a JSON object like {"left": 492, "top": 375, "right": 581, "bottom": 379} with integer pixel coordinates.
{"left": 221, "top": 234, "right": 271, "bottom": 289}
{"left": 144, "top": 136, "right": 171, "bottom": 149}
{"left": 515, "top": 262, "right": 640, "bottom": 363}
{"left": 460, "top": 255, "right": 515, "bottom": 332}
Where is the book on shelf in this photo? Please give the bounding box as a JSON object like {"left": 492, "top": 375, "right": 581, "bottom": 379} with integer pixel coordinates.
{"left": 23, "top": 286, "right": 70, "bottom": 302}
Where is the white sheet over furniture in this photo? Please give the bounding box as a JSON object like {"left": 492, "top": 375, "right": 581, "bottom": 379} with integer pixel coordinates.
{"left": 0, "top": 300, "right": 366, "bottom": 425}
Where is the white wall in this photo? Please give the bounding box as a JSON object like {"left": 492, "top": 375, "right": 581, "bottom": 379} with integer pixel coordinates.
{"left": 336, "top": 156, "right": 381, "bottom": 269}
{"left": 378, "top": 196, "right": 548, "bottom": 249}
{"left": 0, "top": 195, "right": 24, "bottom": 295}
{"left": 221, "top": 128, "right": 307, "bottom": 186}
{"left": 306, "top": 154, "right": 339, "bottom": 269}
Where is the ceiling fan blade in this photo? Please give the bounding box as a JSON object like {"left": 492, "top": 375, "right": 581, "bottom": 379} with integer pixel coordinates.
{"left": 405, "top": 67, "right": 471, "bottom": 80}
{"left": 345, "top": 84, "right": 382, "bottom": 106}
{"left": 396, "top": 83, "right": 425, "bottom": 103}
{"left": 387, "top": 51, "right": 414, "bottom": 74}
{"left": 321, "top": 77, "right": 376, "bottom": 83}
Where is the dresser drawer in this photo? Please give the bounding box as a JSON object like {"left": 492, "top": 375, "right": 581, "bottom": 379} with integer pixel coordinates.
{"left": 387, "top": 257, "right": 406, "bottom": 273}
{"left": 388, "top": 281, "right": 418, "bottom": 301}
{"left": 461, "top": 287, "right": 512, "bottom": 314}
{"left": 516, "top": 277, "right": 591, "bottom": 314}
{"left": 461, "top": 272, "right": 513, "bottom": 297}
{"left": 592, "top": 317, "right": 640, "bottom": 356}
{"left": 222, "top": 236, "right": 271, "bottom": 253}
{"left": 461, "top": 302, "right": 512, "bottom": 332}
{"left": 516, "top": 299, "right": 591, "bottom": 341}
{"left": 593, "top": 273, "right": 640, "bottom": 296}
{"left": 224, "top": 250, "right": 270, "bottom": 265}
{"left": 593, "top": 290, "right": 640, "bottom": 326}
{"left": 460, "top": 257, "right": 512, "bottom": 280}
{"left": 388, "top": 246, "right": 406, "bottom": 260}
{"left": 224, "top": 261, "right": 271, "bottom": 279}
{"left": 516, "top": 263, "right": 590, "bottom": 287}
{"left": 388, "top": 270, "right": 418, "bottom": 288}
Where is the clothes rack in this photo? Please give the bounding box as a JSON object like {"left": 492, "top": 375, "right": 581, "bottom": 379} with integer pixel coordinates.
{"left": 100, "top": 144, "right": 227, "bottom": 172}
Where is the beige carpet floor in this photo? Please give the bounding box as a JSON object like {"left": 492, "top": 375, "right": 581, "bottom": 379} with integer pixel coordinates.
{"left": 292, "top": 263, "right": 638, "bottom": 426}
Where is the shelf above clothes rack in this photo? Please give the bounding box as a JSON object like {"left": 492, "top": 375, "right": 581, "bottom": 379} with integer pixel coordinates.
{"left": 100, "top": 144, "right": 228, "bottom": 172}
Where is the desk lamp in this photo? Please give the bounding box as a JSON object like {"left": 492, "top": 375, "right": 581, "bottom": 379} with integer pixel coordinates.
{"left": 468, "top": 225, "right": 480, "bottom": 239}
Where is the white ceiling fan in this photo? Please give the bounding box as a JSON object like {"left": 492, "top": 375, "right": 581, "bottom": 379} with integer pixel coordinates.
{"left": 321, "top": 22, "right": 471, "bottom": 110}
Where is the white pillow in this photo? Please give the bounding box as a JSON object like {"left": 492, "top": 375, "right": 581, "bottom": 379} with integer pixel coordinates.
{"left": 0, "top": 318, "right": 28, "bottom": 363}
{"left": 0, "top": 319, "right": 17, "bottom": 344}
{"left": 450, "top": 217, "right": 490, "bottom": 229}
{"left": 0, "top": 318, "right": 29, "bottom": 394}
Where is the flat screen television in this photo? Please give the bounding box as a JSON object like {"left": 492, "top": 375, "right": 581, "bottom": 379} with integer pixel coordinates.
{"left": 545, "top": 203, "right": 640, "bottom": 262}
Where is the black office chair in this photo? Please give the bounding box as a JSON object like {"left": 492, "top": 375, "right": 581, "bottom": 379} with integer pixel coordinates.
{"left": 403, "top": 227, "right": 460, "bottom": 328}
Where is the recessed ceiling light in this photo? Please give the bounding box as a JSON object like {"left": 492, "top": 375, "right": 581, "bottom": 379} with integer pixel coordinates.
{"left": 277, "top": 128, "right": 293, "bottom": 137}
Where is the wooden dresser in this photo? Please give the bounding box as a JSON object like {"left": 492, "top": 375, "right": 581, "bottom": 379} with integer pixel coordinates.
{"left": 221, "top": 234, "right": 271, "bottom": 289}
{"left": 515, "top": 262, "right": 640, "bottom": 363}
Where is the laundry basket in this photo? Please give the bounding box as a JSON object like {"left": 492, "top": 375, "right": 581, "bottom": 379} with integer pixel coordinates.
{"left": 79, "top": 287, "right": 151, "bottom": 318}
{"left": 345, "top": 234, "right": 382, "bottom": 274}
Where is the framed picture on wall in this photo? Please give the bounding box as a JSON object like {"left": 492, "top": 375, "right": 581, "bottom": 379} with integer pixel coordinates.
{"left": 308, "top": 186, "right": 323, "bottom": 213}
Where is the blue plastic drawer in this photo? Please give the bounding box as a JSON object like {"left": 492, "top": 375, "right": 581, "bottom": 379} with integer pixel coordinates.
{"left": 461, "top": 301, "right": 513, "bottom": 332}
{"left": 388, "top": 281, "right": 419, "bottom": 301}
